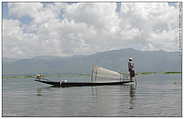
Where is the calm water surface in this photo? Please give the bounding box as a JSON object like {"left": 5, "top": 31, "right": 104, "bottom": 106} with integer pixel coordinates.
{"left": 3, "top": 74, "right": 181, "bottom": 116}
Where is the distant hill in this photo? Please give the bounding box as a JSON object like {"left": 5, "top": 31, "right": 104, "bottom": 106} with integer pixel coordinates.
{"left": 3, "top": 48, "right": 181, "bottom": 75}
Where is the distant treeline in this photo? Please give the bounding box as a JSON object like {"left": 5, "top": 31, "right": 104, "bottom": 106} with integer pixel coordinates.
{"left": 3, "top": 73, "right": 90, "bottom": 79}
{"left": 137, "top": 72, "right": 181, "bottom": 75}
{"left": 2, "top": 72, "right": 181, "bottom": 79}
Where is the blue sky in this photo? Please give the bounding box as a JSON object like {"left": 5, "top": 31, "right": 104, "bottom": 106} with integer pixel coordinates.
{"left": 3, "top": 3, "right": 33, "bottom": 24}
{"left": 3, "top": 2, "right": 123, "bottom": 24}
{"left": 3, "top": 2, "right": 177, "bottom": 22}
{"left": 2, "top": 2, "right": 180, "bottom": 59}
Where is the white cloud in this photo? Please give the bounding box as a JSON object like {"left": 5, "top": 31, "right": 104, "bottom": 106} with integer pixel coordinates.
{"left": 8, "top": 3, "right": 43, "bottom": 19}
{"left": 3, "top": 2, "right": 180, "bottom": 59}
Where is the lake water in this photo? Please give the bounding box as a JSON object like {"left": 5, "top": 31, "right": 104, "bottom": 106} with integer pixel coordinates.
{"left": 2, "top": 74, "right": 182, "bottom": 117}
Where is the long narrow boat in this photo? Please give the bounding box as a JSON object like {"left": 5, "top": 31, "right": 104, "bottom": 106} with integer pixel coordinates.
{"left": 34, "top": 79, "right": 133, "bottom": 87}
{"left": 34, "top": 65, "right": 133, "bottom": 87}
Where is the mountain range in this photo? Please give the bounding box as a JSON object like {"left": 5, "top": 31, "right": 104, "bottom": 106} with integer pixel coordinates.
{"left": 3, "top": 48, "right": 181, "bottom": 75}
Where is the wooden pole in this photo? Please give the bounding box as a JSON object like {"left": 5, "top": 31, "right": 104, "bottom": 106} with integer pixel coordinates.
{"left": 95, "top": 65, "right": 97, "bottom": 81}
{"left": 91, "top": 64, "right": 94, "bottom": 82}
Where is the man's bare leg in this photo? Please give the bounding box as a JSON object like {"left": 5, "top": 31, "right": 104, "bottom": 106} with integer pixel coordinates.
{"left": 130, "top": 75, "right": 132, "bottom": 81}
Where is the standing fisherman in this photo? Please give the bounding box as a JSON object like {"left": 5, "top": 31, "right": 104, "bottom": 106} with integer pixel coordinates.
{"left": 128, "top": 58, "right": 135, "bottom": 81}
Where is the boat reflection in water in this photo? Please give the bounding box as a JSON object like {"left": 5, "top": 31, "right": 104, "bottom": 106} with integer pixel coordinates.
{"left": 129, "top": 84, "right": 136, "bottom": 109}
{"left": 36, "top": 84, "right": 136, "bottom": 113}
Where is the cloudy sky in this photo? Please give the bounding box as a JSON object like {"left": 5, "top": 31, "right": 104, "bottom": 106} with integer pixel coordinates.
{"left": 2, "top": 2, "right": 180, "bottom": 59}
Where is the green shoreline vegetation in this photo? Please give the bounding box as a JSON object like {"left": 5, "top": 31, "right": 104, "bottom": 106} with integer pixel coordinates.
{"left": 3, "top": 73, "right": 91, "bottom": 79}
{"left": 136, "top": 72, "right": 181, "bottom": 75}
{"left": 3, "top": 72, "right": 181, "bottom": 79}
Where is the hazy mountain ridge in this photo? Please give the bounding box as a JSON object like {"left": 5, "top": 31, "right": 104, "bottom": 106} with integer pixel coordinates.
{"left": 3, "top": 48, "right": 181, "bottom": 74}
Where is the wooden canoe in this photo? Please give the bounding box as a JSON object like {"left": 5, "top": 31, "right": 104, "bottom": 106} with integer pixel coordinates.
{"left": 34, "top": 79, "right": 133, "bottom": 87}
